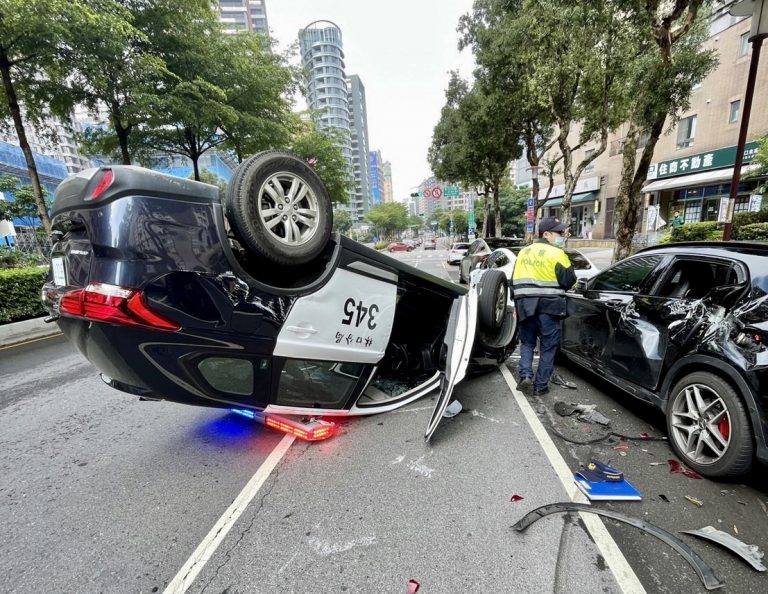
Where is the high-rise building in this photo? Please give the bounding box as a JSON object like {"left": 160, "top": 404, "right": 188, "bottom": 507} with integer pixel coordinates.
{"left": 217, "top": 0, "right": 269, "bottom": 35}
{"left": 369, "top": 149, "right": 383, "bottom": 205}
{"left": 382, "top": 161, "right": 393, "bottom": 203}
{"left": 348, "top": 76, "right": 372, "bottom": 219}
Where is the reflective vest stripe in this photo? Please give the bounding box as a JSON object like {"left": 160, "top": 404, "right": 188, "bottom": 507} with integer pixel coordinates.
{"left": 513, "top": 287, "right": 566, "bottom": 296}
{"left": 512, "top": 277, "right": 561, "bottom": 288}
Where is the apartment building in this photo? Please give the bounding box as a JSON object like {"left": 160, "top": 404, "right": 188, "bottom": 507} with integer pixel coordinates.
{"left": 540, "top": 7, "right": 768, "bottom": 240}
{"left": 217, "top": 0, "right": 269, "bottom": 35}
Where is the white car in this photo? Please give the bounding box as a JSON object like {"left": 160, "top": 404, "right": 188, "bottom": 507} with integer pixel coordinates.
{"left": 447, "top": 242, "right": 470, "bottom": 265}
{"left": 481, "top": 246, "right": 601, "bottom": 282}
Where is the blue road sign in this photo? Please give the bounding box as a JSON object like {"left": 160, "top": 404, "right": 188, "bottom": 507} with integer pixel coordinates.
{"left": 527, "top": 197, "right": 535, "bottom": 208}
{"left": 526, "top": 222, "right": 534, "bottom": 233}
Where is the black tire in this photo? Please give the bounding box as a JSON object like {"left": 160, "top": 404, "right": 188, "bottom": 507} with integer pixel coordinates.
{"left": 459, "top": 262, "right": 468, "bottom": 284}
{"left": 478, "top": 269, "right": 508, "bottom": 333}
{"left": 224, "top": 151, "right": 332, "bottom": 266}
{"left": 666, "top": 371, "right": 753, "bottom": 479}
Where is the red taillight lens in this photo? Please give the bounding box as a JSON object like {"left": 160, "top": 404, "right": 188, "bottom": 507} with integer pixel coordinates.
{"left": 59, "top": 283, "right": 180, "bottom": 331}
{"left": 86, "top": 169, "right": 114, "bottom": 201}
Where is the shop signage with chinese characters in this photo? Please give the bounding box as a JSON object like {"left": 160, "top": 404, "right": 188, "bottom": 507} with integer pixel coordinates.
{"left": 647, "top": 142, "right": 759, "bottom": 180}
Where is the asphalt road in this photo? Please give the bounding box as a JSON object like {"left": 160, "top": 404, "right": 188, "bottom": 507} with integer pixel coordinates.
{"left": 1, "top": 245, "right": 766, "bottom": 593}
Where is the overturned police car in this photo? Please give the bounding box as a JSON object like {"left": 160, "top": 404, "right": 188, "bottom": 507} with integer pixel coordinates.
{"left": 42, "top": 152, "right": 517, "bottom": 441}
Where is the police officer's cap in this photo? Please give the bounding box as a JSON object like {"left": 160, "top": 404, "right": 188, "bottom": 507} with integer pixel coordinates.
{"left": 539, "top": 217, "right": 569, "bottom": 233}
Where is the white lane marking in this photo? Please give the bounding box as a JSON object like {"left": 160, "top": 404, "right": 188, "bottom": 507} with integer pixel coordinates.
{"left": 498, "top": 364, "right": 645, "bottom": 594}
{"left": 163, "top": 434, "right": 296, "bottom": 594}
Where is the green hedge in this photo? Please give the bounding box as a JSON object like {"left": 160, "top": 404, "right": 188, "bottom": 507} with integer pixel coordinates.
{"left": 374, "top": 240, "right": 389, "bottom": 250}
{"left": 732, "top": 209, "right": 768, "bottom": 239}
{"left": 0, "top": 267, "right": 48, "bottom": 323}
{"left": 670, "top": 221, "right": 722, "bottom": 242}
{"left": 736, "top": 223, "right": 768, "bottom": 241}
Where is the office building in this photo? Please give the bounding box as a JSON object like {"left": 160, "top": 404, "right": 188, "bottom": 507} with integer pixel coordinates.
{"left": 217, "top": 0, "right": 269, "bottom": 35}
{"left": 369, "top": 149, "right": 383, "bottom": 205}
{"left": 348, "top": 75, "right": 372, "bottom": 219}
{"left": 382, "top": 161, "right": 393, "bottom": 203}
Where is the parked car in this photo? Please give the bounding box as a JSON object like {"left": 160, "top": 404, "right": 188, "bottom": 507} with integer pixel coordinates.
{"left": 459, "top": 237, "right": 526, "bottom": 283}
{"left": 481, "top": 246, "right": 600, "bottom": 281}
{"left": 424, "top": 238, "right": 437, "bottom": 250}
{"left": 561, "top": 242, "right": 768, "bottom": 478}
{"left": 41, "top": 153, "right": 519, "bottom": 443}
{"left": 447, "top": 242, "right": 470, "bottom": 265}
{"left": 386, "top": 242, "right": 414, "bottom": 252}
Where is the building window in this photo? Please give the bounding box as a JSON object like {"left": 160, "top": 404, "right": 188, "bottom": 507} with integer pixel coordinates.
{"left": 676, "top": 115, "right": 696, "bottom": 149}
{"left": 684, "top": 200, "right": 702, "bottom": 223}
{"left": 729, "top": 100, "right": 741, "bottom": 124}
{"left": 739, "top": 32, "right": 750, "bottom": 57}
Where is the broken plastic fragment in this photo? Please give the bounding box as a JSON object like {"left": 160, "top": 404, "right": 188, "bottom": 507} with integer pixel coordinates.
{"left": 510, "top": 494, "right": 524, "bottom": 502}
{"left": 685, "top": 495, "right": 704, "bottom": 507}
{"left": 407, "top": 579, "right": 421, "bottom": 593}
{"left": 580, "top": 409, "right": 611, "bottom": 426}
{"left": 442, "top": 400, "right": 463, "bottom": 418}
{"left": 640, "top": 432, "right": 650, "bottom": 440}
{"left": 550, "top": 373, "right": 578, "bottom": 389}
{"left": 659, "top": 494, "right": 670, "bottom": 503}
{"left": 668, "top": 459, "right": 703, "bottom": 479}
{"left": 681, "top": 526, "right": 766, "bottom": 571}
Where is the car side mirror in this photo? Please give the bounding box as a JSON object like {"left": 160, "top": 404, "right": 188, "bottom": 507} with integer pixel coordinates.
{"left": 574, "top": 278, "right": 589, "bottom": 293}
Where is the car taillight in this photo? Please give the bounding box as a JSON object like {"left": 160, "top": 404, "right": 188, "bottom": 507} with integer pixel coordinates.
{"left": 231, "top": 409, "right": 336, "bottom": 441}
{"left": 479, "top": 255, "right": 488, "bottom": 263}
{"left": 86, "top": 169, "right": 114, "bottom": 201}
{"left": 59, "top": 283, "right": 180, "bottom": 331}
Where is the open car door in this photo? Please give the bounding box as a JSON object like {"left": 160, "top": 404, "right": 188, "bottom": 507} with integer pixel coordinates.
{"left": 424, "top": 287, "right": 478, "bottom": 442}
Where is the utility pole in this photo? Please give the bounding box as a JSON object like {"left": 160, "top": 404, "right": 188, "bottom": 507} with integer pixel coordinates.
{"left": 724, "top": 0, "right": 768, "bottom": 240}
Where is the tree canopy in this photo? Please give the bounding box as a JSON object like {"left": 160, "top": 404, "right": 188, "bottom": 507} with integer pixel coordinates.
{"left": 365, "top": 203, "right": 410, "bottom": 240}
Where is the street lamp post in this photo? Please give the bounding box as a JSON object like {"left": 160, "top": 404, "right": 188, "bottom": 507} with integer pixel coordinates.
{"left": 724, "top": 0, "right": 768, "bottom": 241}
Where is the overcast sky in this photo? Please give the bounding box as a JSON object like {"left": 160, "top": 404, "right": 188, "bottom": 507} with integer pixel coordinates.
{"left": 267, "top": 0, "right": 476, "bottom": 201}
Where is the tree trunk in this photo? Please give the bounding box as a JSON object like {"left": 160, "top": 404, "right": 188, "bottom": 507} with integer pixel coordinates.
{"left": 0, "top": 50, "right": 52, "bottom": 234}
{"left": 481, "top": 183, "right": 491, "bottom": 238}
{"left": 493, "top": 182, "right": 502, "bottom": 237}
{"left": 612, "top": 116, "right": 665, "bottom": 262}
{"left": 110, "top": 101, "right": 132, "bottom": 165}
{"left": 192, "top": 154, "right": 201, "bottom": 181}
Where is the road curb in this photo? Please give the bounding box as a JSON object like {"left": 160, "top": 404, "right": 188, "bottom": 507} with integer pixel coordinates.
{"left": 0, "top": 316, "right": 62, "bottom": 349}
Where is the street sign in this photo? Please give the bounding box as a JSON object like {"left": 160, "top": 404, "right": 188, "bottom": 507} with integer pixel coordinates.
{"left": 444, "top": 186, "right": 460, "bottom": 197}
{"left": 527, "top": 197, "right": 535, "bottom": 208}
{"left": 432, "top": 187, "right": 442, "bottom": 198}
{"left": 526, "top": 222, "right": 534, "bottom": 233}
{"left": 422, "top": 188, "right": 432, "bottom": 198}
{"left": 467, "top": 210, "right": 475, "bottom": 227}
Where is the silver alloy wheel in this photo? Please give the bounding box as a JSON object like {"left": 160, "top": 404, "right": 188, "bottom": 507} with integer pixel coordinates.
{"left": 670, "top": 383, "right": 731, "bottom": 465}
{"left": 494, "top": 282, "right": 506, "bottom": 326}
{"left": 258, "top": 171, "right": 320, "bottom": 246}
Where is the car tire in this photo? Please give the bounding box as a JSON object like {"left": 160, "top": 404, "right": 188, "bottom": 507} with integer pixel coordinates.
{"left": 224, "top": 150, "right": 332, "bottom": 266}
{"left": 478, "top": 269, "right": 507, "bottom": 333}
{"left": 459, "top": 263, "right": 467, "bottom": 284}
{"left": 666, "top": 371, "right": 753, "bottom": 478}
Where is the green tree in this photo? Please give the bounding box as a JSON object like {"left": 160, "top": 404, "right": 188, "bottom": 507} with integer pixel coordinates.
{"left": 749, "top": 134, "right": 768, "bottom": 193}
{"left": 332, "top": 208, "right": 352, "bottom": 234}
{"left": 216, "top": 33, "right": 298, "bottom": 162}
{"left": 365, "top": 203, "right": 409, "bottom": 240}
{"left": 429, "top": 73, "right": 520, "bottom": 237}
{"left": 190, "top": 168, "right": 227, "bottom": 202}
{"left": 69, "top": 0, "right": 168, "bottom": 165}
{"left": 612, "top": 1, "right": 717, "bottom": 261}
{"left": 289, "top": 120, "right": 351, "bottom": 205}
{"left": 0, "top": 0, "right": 134, "bottom": 232}
{"left": 0, "top": 175, "right": 51, "bottom": 228}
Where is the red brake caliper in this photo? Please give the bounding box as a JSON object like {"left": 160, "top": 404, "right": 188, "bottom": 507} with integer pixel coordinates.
{"left": 718, "top": 416, "right": 730, "bottom": 440}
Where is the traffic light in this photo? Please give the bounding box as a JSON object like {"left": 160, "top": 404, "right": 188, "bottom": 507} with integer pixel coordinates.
{"left": 410, "top": 191, "right": 422, "bottom": 198}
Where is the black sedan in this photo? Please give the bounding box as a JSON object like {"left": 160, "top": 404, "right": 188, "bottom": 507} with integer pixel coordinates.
{"left": 42, "top": 152, "right": 518, "bottom": 442}
{"left": 562, "top": 242, "right": 768, "bottom": 478}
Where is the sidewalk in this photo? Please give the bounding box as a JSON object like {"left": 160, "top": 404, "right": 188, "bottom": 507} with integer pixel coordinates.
{"left": 0, "top": 316, "right": 62, "bottom": 349}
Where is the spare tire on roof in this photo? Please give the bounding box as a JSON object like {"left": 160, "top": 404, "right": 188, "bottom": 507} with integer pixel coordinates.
{"left": 224, "top": 150, "right": 333, "bottom": 266}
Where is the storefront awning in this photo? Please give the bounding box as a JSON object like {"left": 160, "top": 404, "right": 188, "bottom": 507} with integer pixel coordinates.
{"left": 541, "top": 192, "right": 596, "bottom": 208}
{"left": 641, "top": 164, "right": 758, "bottom": 193}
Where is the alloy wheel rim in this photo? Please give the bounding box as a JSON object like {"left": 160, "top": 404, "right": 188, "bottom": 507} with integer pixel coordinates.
{"left": 670, "top": 383, "right": 731, "bottom": 465}
{"left": 494, "top": 283, "right": 506, "bottom": 325}
{"left": 258, "top": 172, "right": 320, "bottom": 247}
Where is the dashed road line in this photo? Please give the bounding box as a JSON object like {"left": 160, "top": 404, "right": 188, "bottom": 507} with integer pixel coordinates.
{"left": 498, "top": 364, "right": 645, "bottom": 594}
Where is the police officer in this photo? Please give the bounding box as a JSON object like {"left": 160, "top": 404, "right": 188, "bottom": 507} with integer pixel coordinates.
{"left": 512, "top": 216, "right": 576, "bottom": 395}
